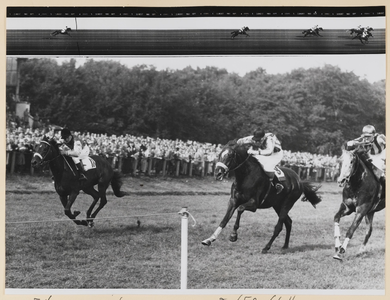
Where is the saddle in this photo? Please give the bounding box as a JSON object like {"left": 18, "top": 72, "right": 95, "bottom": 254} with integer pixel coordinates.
{"left": 63, "top": 156, "right": 97, "bottom": 173}
{"left": 81, "top": 157, "right": 97, "bottom": 171}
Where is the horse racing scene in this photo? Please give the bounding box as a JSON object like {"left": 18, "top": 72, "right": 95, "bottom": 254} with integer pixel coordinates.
{"left": 4, "top": 5, "right": 387, "bottom": 299}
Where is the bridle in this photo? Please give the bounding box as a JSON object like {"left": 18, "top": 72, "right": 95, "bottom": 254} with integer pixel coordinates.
{"left": 33, "top": 140, "right": 61, "bottom": 165}
{"left": 340, "top": 151, "right": 359, "bottom": 185}
{"left": 215, "top": 149, "right": 251, "bottom": 174}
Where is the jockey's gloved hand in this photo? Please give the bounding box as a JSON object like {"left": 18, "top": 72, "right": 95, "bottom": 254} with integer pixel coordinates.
{"left": 346, "top": 141, "right": 357, "bottom": 151}
{"left": 248, "top": 147, "right": 259, "bottom": 155}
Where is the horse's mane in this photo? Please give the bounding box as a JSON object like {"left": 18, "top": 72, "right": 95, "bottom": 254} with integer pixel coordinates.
{"left": 225, "top": 139, "right": 238, "bottom": 146}
{"left": 342, "top": 146, "right": 377, "bottom": 179}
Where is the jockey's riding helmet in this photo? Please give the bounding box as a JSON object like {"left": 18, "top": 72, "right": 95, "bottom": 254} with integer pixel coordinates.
{"left": 361, "top": 125, "right": 376, "bottom": 137}
{"left": 253, "top": 128, "right": 265, "bottom": 141}
{"left": 61, "top": 128, "right": 72, "bottom": 139}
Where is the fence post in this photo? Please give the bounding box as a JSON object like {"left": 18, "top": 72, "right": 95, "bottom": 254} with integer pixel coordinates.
{"left": 175, "top": 160, "right": 180, "bottom": 176}
{"left": 178, "top": 207, "right": 189, "bottom": 290}
{"left": 189, "top": 161, "right": 193, "bottom": 177}
{"left": 162, "top": 159, "right": 167, "bottom": 176}
{"left": 147, "top": 157, "right": 153, "bottom": 175}
{"left": 10, "top": 151, "right": 16, "bottom": 174}
{"left": 118, "top": 157, "right": 123, "bottom": 172}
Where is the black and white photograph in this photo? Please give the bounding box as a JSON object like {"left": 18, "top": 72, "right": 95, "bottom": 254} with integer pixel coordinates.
{"left": 3, "top": 3, "right": 387, "bottom": 299}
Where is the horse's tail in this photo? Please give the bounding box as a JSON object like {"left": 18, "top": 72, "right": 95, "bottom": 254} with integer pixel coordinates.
{"left": 301, "top": 181, "right": 322, "bottom": 208}
{"left": 111, "top": 170, "right": 128, "bottom": 197}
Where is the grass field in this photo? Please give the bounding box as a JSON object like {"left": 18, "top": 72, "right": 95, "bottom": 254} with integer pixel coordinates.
{"left": 5, "top": 174, "right": 385, "bottom": 291}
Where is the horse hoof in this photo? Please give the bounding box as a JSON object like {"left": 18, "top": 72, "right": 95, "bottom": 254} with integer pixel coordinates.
{"left": 333, "top": 254, "right": 343, "bottom": 261}
{"left": 229, "top": 235, "right": 237, "bottom": 242}
{"left": 79, "top": 220, "right": 88, "bottom": 226}
{"left": 201, "top": 239, "right": 211, "bottom": 246}
{"left": 88, "top": 222, "right": 94, "bottom": 228}
{"left": 261, "top": 248, "right": 269, "bottom": 254}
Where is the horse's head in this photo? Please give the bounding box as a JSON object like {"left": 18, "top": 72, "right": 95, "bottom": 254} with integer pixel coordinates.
{"left": 214, "top": 140, "right": 249, "bottom": 181}
{"left": 337, "top": 148, "right": 358, "bottom": 187}
{"left": 31, "top": 136, "right": 60, "bottom": 168}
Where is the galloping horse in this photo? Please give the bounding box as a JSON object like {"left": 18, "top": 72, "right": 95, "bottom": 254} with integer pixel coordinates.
{"left": 31, "top": 136, "right": 128, "bottom": 227}
{"left": 302, "top": 27, "right": 323, "bottom": 37}
{"left": 51, "top": 27, "right": 72, "bottom": 37}
{"left": 333, "top": 146, "right": 385, "bottom": 260}
{"left": 202, "top": 141, "right": 322, "bottom": 253}
{"left": 353, "top": 32, "right": 372, "bottom": 44}
{"left": 231, "top": 27, "right": 250, "bottom": 39}
{"left": 348, "top": 27, "right": 373, "bottom": 38}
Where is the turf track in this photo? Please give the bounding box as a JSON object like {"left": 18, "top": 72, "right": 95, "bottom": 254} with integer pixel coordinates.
{"left": 7, "top": 29, "right": 385, "bottom": 55}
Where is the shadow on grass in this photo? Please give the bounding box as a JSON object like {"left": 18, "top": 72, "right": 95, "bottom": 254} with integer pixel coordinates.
{"left": 279, "top": 243, "right": 332, "bottom": 254}
{"left": 90, "top": 223, "right": 176, "bottom": 235}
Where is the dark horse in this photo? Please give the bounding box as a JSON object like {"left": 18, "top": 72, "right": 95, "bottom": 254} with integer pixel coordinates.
{"left": 201, "top": 141, "right": 322, "bottom": 253}
{"left": 231, "top": 27, "right": 250, "bottom": 39}
{"left": 31, "top": 136, "right": 128, "bottom": 227}
{"left": 51, "top": 27, "right": 72, "bottom": 36}
{"left": 348, "top": 27, "right": 373, "bottom": 38}
{"left": 352, "top": 32, "right": 372, "bottom": 44}
{"left": 333, "top": 146, "right": 385, "bottom": 260}
{"left": 302, "top": 27, "right": 323, "bottom": 37}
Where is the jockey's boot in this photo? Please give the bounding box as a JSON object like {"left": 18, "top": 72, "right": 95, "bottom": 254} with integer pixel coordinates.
{"left": 76, "top": 163, "right": 87, "bottom": 181}
{"left": 272, "top": 175, "right": 284, "bottom": 195}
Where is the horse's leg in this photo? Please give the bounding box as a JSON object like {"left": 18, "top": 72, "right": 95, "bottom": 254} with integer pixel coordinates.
{"left": 64, "top": 192, "right": 88, "bottom": 226}
{"left": 202, "top": 187, "right": 240, "bottom": 246}
{"left": 359, "top": 212, "right": 374, "bottom": 253}
{"left": 333, "top": 202, "right": 352, "bottom": 254}
{"left": 86, "top": 183, "right": 109, "bottom": 227}
{"left": 282, "top": 215, "right": 292, "bottom": 249}
{"left": 229, "top": 197, "right": 257, "bottom": 242}
{"left": 262, "top": 201, "right": 294, "bottom": 253}
{"left": 84, "top": 187, "right": 101, "bottom": 227}
{"left": 334, "top": 203, "right": 370, "bottom": 260}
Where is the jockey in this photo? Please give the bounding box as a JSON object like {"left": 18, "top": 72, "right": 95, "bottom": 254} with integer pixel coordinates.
{"left": 239, "top": 26, "right": 246, "bottom": 33}
{"left": 61, "top": 26, "right": 69, "bottom": 34}
{"left": 59, "top": 128, "right": 89, "bottom": 181}
{"left": 237, "top": 128, "right": 284, "bottom": 194}
{"left": 346, "top": 125, "right": 386, "bottom": 196}
{"left": 310, "top": 25, "right": 319, "bottom": 32}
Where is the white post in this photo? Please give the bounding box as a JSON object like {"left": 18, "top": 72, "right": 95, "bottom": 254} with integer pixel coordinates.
{"left": 178, "top": 207, "right": 189, "bottom": 290}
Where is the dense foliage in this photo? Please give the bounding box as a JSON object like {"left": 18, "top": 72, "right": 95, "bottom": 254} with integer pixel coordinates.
{"left": 8, "top": 58, "right": 385, "bottom": 156}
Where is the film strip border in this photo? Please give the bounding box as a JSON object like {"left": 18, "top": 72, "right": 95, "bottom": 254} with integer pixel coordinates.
{"left": 7, "top": 6, "right": 386, "bottom": 18}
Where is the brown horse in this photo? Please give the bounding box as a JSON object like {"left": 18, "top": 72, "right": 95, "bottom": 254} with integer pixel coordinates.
{"left": 231, "top": 26, "right": 250, "bottom": 39}
{"left": 202, "top": 141, "right": 322, "bottom": 253}
{"left": 31, "top": 136, "right": 128, "bottom": 227}
{"left": 333, "top": 147, "right": 385, "bottom": 260}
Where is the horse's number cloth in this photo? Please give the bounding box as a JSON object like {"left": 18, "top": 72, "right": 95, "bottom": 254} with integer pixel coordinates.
{"left": 275, "top": 166, "right": 285, "bottom": 181}
{"left": 81, "top": 157, "right": 96, "bottom": 171}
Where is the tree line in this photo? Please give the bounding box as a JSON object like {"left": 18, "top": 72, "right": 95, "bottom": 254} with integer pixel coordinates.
{"left": 7, "top": 58, "right": 385, "bottom": 156}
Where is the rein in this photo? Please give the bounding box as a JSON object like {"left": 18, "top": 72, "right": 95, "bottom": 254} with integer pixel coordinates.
{"left": 33, "top": 140, "right": 62, "bottom": 165}
{"left": 342, "top": 151, "right": 361, "bottom": 184}
{"left": 216, "top": 151, "right": 251, "bottom": 174}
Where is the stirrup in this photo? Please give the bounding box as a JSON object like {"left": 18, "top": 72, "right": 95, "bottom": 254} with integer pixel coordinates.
{"left": 275, "top": 183, "right": 284, "bottom": 194}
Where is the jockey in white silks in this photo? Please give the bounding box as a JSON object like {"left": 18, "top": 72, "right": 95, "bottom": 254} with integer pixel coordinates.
{"left": 59, "top": 128, "right": 90, "bottom": 181}
{"left": 61, "top": 26, "right": 69, "bottom": 34}
{"left": 346, "top": 124, "right": 386, "bottom": 196}
{"left": 237, "top": 128, "right": 284, "bottom": 194}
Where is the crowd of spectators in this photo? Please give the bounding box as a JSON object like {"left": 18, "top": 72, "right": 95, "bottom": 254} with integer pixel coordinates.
{"left": 5, "top": 118, "right": 340, "bottom": 181}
